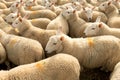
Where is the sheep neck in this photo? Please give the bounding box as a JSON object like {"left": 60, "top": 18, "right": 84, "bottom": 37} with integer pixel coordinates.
{"left": 105, "top": 4, "right": 119, "bottom": 18}
{"left": 18, "top": 6, "right": 27, "bottom": 17}
{"left": 19, "top": 20, "right": 31, "bottom": 35}
{"left": 57, "top": 35, "right": 73, "bottom": 54}
{"left": 98, "top": 23, "right": 111, "bottom": 35}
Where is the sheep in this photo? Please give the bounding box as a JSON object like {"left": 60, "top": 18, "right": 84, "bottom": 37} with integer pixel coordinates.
{"left": 17, "top": 2, "right": 57, "bottom": 20}
{"left": 78, "top": 7, "right": 108, "bottom": 23}
{"left": 0, "top": 53, "right": 80, "bottom": 80}
{"left": 98, "top": 1, "right": 120, "bottom": 28}
{"left": 5, "top": 12, "right": 51, "bottom": 29}
{"left": 12, "top": 15, "right": 57, "bottom": 49}
{"left": 84, "top": 21, "right": 120, "bottom": 38}
{"left": 0, "top": 16, "right": 19, "bottom": 35}
{"left": 62, "top": 6, "right": 92, "bottom": 38}
{"left": 45, "top": 31, "right": 120, "bottom": 71}
{"left": 0, "top": 42, "right": 6, "bottom": 64}
{"left": 46, "top": 6, "right": 69, "bottom": 35}
{"left": 0, "top": 1, "right": 21, "bottom": 15}
{"left": 110, "top": 61, "right": 120, "bottom": 80}
{"left": 0, "top": 29, "right": 44, "bottom": 65}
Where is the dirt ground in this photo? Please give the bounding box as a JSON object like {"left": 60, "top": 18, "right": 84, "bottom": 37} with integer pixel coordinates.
{"left": 80, "top": 68, "right": 110, "bottom": 80}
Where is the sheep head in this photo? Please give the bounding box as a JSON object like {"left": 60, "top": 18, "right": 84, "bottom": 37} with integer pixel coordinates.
{"left": 84, "top": 22, "right": 103, "bottom": 37}
{"left": 45, "top": 35, "right": 64, "bottom": 54}
{"left": 25, "top": 0, "right": 37, "bottom": 7}
{"left": 61, "top": 6, "right": 76, "bottom": 20}
{"left": 98, "top": 1, "right": 112, "bottom": 12}
{"left": 45, "top": 26, "right": 64, "bottom": 54}
{"left": 82, "top": 7, "right": 94, "bottom": 22}
{"left": 10, "top": 1, "right": 21, "bottom": 13}
{"left": 5, "top": 12, "right": 20, "bottom": 24}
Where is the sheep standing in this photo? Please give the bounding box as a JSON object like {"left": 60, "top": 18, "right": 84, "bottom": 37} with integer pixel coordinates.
{"left": 17, "top": 2, "right": 57, "bottom": 20}
{"left": 0, "top": 29, "right": 44, "bottom": 65}
{"left": 62, "top": 6, "right": 92, "bottom": 38}
{"left": 46, "top": 6, "right": 69, "bottom": 35}
{"left": 110, "top": 61, "right": 120, "bottom": 80}
{"left": 45, "top": 32, "right": 120, "bottom": 71}
{"left": 78, "top": 7, "right": 108, "bottom": 23}
{"left": 98, "top": 1, "right": 120, "bottom": 28}
{"left": 0, "top": 53, "right": 80, "bottom": 80}
{"left": 84, "top": 21, "right": 120, "bottom": 38}
{"left": 12, "top": 15, "right": 56, "bottom": 48}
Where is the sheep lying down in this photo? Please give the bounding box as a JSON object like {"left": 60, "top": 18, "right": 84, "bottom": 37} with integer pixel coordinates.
{"left": 45, "top": 33, "right": 120, "bottom": 71}
{"left": 0, "top": 53, "right": 80, "bottom": 80}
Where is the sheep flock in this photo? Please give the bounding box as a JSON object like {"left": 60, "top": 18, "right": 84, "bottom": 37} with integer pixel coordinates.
{"left": 0, "top": 0, "right": 120, "bottom": 80}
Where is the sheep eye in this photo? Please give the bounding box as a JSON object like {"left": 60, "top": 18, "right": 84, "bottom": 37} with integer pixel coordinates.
{"left": 92, "top": 28, "right": 95, "bottom": 30}
{"left": 102, "top": 4, "right": 105, "bottom": 6}
{"left": 11, "top": 17, "right": 14, "bottom": 18}
{"left": 15, "top": 22, "right": 18, "bottom": 24}
{"left": 67, "top": 12, "right": 70, "bottom": 14}
{"left": 53, "top": 43, "right": 57, "bottom": 45}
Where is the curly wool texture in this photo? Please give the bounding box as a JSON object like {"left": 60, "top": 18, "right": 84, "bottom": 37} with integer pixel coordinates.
{"left": 0, "top": 29, "right": 44, "bottom": 65}
{"left": 0, "top": 53, "right": 80, "bottom": 80}
{"left": 46, "top": 34, "right": 120, "bottom": 71}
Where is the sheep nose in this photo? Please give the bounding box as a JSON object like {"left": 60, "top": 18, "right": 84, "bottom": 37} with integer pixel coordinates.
{"left": 88, "top": 18, "right": 92, "bottom": 22}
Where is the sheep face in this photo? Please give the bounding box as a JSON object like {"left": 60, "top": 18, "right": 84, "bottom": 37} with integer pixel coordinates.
{"left": 10, "top": 2, "right": 19, "bottom": 13}
{"left": 25, "top": 0, "right": 36, "bottom": 7}
{"left": 5, "top": 13, "right": 18, "bottom": 24}
{"left": 45, "top": 35, "right": 64, "bottom": 54}
{"left": 84, "top": 23, "right": 101, "bottom": 36}
{"left": 62, "top": 7, "right": 76, "bottom": 20}
{"left": 98, "top": 1, "right": 111, "bottom": 12}
{"left": 12, "top": 17, "right": 22, "bottom": 29}
{"left": 45, "top": 1, "right": 54, "bottom": 10}
{"left": 83, "top": 7, "right": 93, "bottom": 21}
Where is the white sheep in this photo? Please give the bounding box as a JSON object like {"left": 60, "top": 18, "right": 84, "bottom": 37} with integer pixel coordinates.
{"left": 98, "top": 1, "right": 120, "bottom": 28}
{"left": 62, "top": 6, "right": 92, "bottom": 38}
{"left": 84, "top": 21, "right": 120, "bottom": 38}
{"left": 17, "top": 2, "right": 57, "bottom": 20}
{"left": 12, "top": 15, "right": 57, "bottom": 48}
{"left": 0, "top": 16, "right": 19, "bottom": 35}
{"left": 5, "top": 12, "right": 51, "bottom": 29}
{"left": 0, "top": 0, "right": 21, "bottom": 15}
{"left": 46, "top": 6, "right": 69, "bottom": 35}
{"left": 45, "top": 32, "right": 120, "bottom": 71}
{"left": 110, "top": 61, "right": 120, "bottom": 80}
{"left": 78, "top": 7, "right": 108, "bottom": 23}
{"left": 0, "top": 29, "right": 44, "bottom": 65}
{"left": 0, "top": 53, "right": 80, "bottom": 80}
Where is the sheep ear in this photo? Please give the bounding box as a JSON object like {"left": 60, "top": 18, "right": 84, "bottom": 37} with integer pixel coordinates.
{"left": 16, "top": 3, "right": 19, "bottom": 7}
{"left": 96, "top": 16, "right": 101, "bottom": 22}
{"left": 108, "top": 1, "right": 111, "bottom": 5}
{"left": 73, "top": 10, "right": 76, "bottom": 13}
{"left": 19, "top": 17, "right": 22, "bottom": 22}
{"left": 60, "top": 36, "right": 64, "bottom": 41}
{"left": 98, "top": 23, "right": 102, "bottom": 28}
